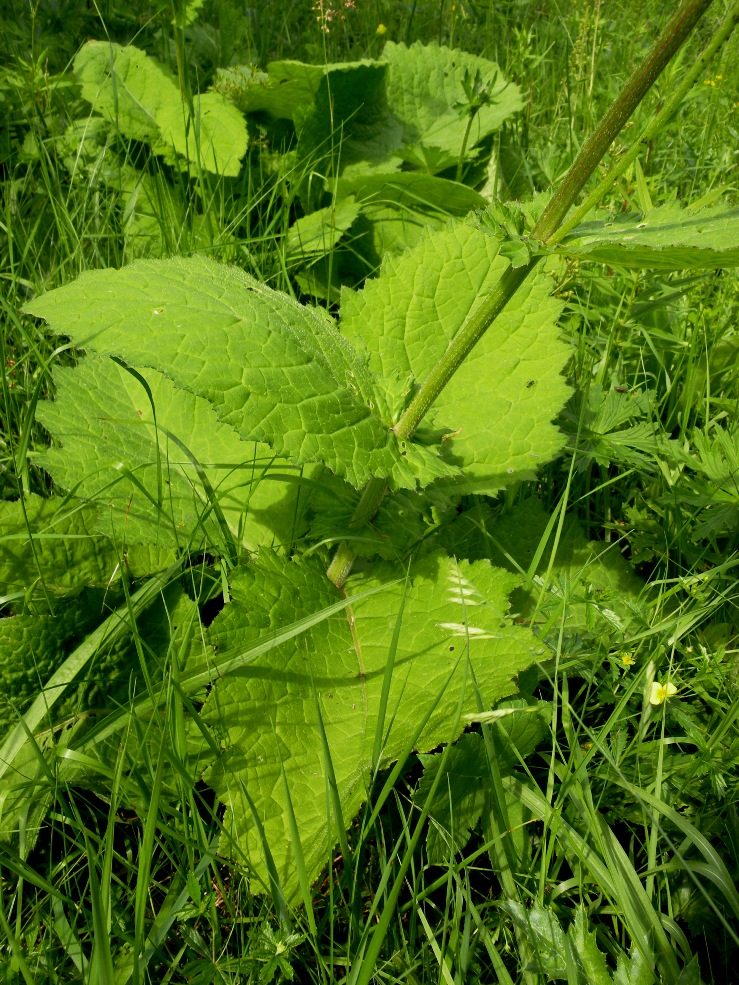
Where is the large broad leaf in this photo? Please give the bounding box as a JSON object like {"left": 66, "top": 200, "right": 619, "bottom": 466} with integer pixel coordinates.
{"left": 340, "top": 220, "right": 571, "bottom": 494}
{"left": 25, "top": 256, "right": 457, "bottom": 490}
{"left": 560, "top": 202, "right": 739, "bottom": 270}
{"left": 0, "top": 597, "right": 102, "bottom": 735}
{"left": 335, "top": 171, "right": 487, "bottom": 257}
{"left": 213, "top": 61, "right": 326, "bottom": 120}
{"left": 202, "top": 550, "right": 543, "bottom": 899}
{"left": 36, "top": 357, "right": 306, "bottom": 552}
{"left": 384, "top": 42, "right": 522, "bottom": 171}
{"left": 0, "top": 496, "right": 173, "bottom": 597}
{"left": 0, "top": 585, "right": 200, "bottom": 743}
{"left": 296, "top": 61, "right": 403, "bottom": 167}
{"left": 218, "top": 58, "right": 403, "bottom": 166}
{"left": 74, "top": 41, "right": 248, "bottom": 177}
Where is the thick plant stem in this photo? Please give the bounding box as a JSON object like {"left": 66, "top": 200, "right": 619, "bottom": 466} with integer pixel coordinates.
{"left": 393, "top": 263, "right": 534, "bottom": 441}
{"left": 325, "top": 477, "right": 388, "bottom": 588}
{"left": 326, "top": 0, "right": 717, "bottom": 589}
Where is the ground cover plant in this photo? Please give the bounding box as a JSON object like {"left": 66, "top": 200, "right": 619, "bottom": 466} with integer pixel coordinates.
{"left": 1, "top": 0, "right": 739, "bottom": 982}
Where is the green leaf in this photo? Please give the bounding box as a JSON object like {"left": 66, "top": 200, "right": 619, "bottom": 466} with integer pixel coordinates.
{"left": 442, "top": 498, "right": 646, "bottom": 636}
{"left": 560, "top": 202, "right": 739, "bottom": 270}
{"left": 307, "top": 470, "right": 429, "bottom": 560}
{"left": 500, "top": 901, "right": 567, "bottom": 979}
{"left": 296, "top": 61, "right": 403, "bottom": 167}
{"left": 561, "top": 385, "right": 673, "bottom": 472}
{"left": 25, "top": 256, "right": 456, "bottom": 490}
{"left": 117, "top": 170, "right": 215, "bottom": 260}
{"left": 0, "top": 496, "right": 173, "bottom": 597}
{"left": 56, "top": 122, "right": 214, "bottom": 260}
{"left": 418, "top": 705, "right": 547, "bottom": 863}
{"left": 340, "top": 220, "right": 570, "bottom": 494}
{"left": 74, "top": 41, "right": 248, "bottom": 176}
{"left": 568, "top": 907, "right": 613, "bottom": 985}
{"left": 417, "top": 733, "right": 489, "bottom": 864}
{"left": 0, "top": 597, "right": 100, "bottom": 735}
{"left": 613, "top": 947, "right": 654, "bottom": 985}
{"left": 213, "top": 61, "right": 326, "bottom": 120}
{"left": 678, "top": 424, "right": 739, "bottom": 541}
{"left": 172, "top": 0, "right": 206, "bottom": 28}
{"left": 335, "top": 171, "right": 487, "bottom": 258}
{"left": 0, "top": 583, "right": 204, "bottom": 841}
{"left": 202, "top": 551, "right": 543, "bottom": 899}
{"left": 384, "top": 41, "right": 522, "bottom": 171}
{"left": 36, "top": 357, "right": 306, "bottom": 552}
{"left": 674, "top": 956, "right": 706, "bottom": 985}
{"left": 286, "top": 197, "right": 361, "bottom": 267}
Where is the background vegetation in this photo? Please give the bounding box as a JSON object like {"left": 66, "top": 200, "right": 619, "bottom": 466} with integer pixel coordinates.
{"left": 1, "top": 0, "right": 739, "bottom": 982}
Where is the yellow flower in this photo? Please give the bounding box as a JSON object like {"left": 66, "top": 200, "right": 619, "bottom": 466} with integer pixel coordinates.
{"left": 649, "top": 681, "right": 678, "bottom": 706}
{"left": 621, "top": 653, "right": 636, "bottom": 667}
{"left": 376, "top": 23, "right": 387, "bottom": 35}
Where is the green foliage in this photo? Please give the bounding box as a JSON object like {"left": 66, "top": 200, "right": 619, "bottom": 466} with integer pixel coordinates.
{"left": 502, "top": 902, "right": 657, "bottom": 984}
{"left": 383, "top": 41, "right": 522, "bottom": 172}
{"left": 441, "top": 497, "right": 647, "bottom": 635}
{"left": 561, "top": 202, "right": 739, "bottom": 270}
{"left": 24, "top": 255, "right": 459, "bottom": 490}
{"left": 340, "top": 219, "right": 570, "bottom": 493}
{"left": 417, "top": 705, "right": 548, "bottom": 863}
{"left": 36, "top": 357, "right": 304, "bottom": 552}
{"left": 203, "top": 550, "right": 542, "bottom": 897}
{"left": 0, "top": 597, "right": 99, "bottom": 734}
{"left": 3, "top": 4, "right": 739, "bottom": 983}
{"left": 74, "top": 41, "right": 248, "bottom": 177}
{"left": 0, "top": 495, "right": 174, "bottom": 596}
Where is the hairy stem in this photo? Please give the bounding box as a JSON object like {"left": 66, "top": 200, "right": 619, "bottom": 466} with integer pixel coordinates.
{"left": 327, "top": 0, "right": 717, "bottom": 589}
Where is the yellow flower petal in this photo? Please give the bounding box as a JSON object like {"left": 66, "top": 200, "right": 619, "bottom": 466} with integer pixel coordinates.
{"left": 649, "top": 681, "right": 678, "bottom": 706}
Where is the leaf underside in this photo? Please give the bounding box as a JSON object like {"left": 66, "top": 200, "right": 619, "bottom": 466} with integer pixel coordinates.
{"left": 203, "top": 550, "right": 543, "bottom": 899}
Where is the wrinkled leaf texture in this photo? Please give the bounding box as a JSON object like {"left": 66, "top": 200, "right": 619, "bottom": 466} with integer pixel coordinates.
{"left": 36, "top": 357, "right": 306, "bottom": 552}
{"left": 25, "top": 256, "right": 456, "bottom": 491}
{"left": 203, "top": 550, "right": 545, "bottom": 898}
{"left": 340, "top": 219, "right": 571, "bottom": 494}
